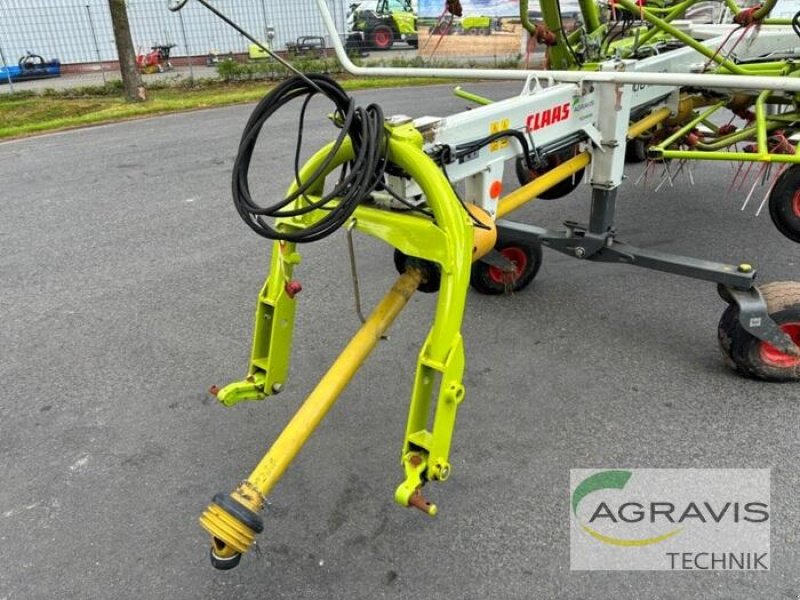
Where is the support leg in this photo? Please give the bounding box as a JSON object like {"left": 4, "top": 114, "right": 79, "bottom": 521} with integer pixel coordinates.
{"left": 589, "top": 187, "right": 618, "bottom": 234}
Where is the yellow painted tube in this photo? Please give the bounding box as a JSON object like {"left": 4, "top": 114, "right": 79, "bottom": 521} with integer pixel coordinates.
{"left": 627, "top": 107, "right": 672, "bottom": 140}
{"left": 467, "top": 204, "right": 497, "bottom": 261}
{"left": 497, "top": 152, "right": 591, "bottom": 218}
{"left": 245, "top": 269, "right": 422, "bottom": 497}
{"left": 496, "top": 106, "right": 687, "bottom": 218}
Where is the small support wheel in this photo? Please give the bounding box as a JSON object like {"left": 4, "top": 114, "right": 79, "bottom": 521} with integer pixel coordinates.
{"left": 514, "top": 146, "right": 584, "bottom": 200}
{"left": 718, "top": 281, "right": 800, "bottom": 381}
{"left": 768, "top": 164, "right": 800, "bottom": 243}
{"left": 470, "top": 235, "right": 542, "bottom": 295}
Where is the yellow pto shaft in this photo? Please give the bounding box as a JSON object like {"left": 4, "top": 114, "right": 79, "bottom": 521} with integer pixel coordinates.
{"left": 200, "top": 269, "right": 423, "bottom": 566}
{"left": 497, "top": 152, "right": 591, "bottom": 218}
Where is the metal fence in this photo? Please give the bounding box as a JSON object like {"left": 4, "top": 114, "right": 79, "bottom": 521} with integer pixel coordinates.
{"left": 0, "top": 0, "right": 349, "bottom": 69}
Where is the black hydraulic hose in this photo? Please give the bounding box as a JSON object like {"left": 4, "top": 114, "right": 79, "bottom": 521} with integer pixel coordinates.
{"left": 232, "top": 74, "right": 389, "bottom": 243}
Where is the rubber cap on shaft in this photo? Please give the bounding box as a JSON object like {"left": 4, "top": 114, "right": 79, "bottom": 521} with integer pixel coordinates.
{"left": 209, "top": 547, "right": 242, "bottom": 571}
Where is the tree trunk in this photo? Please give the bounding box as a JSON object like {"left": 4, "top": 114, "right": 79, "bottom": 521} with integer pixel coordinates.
{"left": 108, "top": 0, "right": 146, "bottom": 102}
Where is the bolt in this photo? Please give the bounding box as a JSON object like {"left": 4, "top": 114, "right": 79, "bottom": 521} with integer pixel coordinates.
{"left": 738, "top": 263, "right": 753, "bottom": 273}
{"left": 408, "top": 490, "right": 437, "bottom": 516}
{"left": 575, "top": 247, "right": 586, "bottom": 258}
{"left": 285, "top": 280, "right": 303, "bottom": 299}
{"left": 271, "top": 383, "right": 283, "bottom": 394}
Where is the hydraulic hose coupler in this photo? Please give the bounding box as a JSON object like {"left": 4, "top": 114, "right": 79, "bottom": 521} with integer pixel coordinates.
{"left": 199, "top": 488, "right": 264, "bottom": 570}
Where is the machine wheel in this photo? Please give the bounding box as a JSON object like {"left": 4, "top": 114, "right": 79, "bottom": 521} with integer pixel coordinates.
{"left": 768, "top": 164, "right": 800, "bottom": 243}
{"left": 394, "top": 249, "right": 441, "bottom": 293}
{"left": 470, "top": 236, "right": 542, "bottom": 295}
{"left": 626, "top": 137, "right": 649, "bottom": 163}
{"left": 514, "top": 147, "right": 584, "bottom": 200}
{"left": 717, "top": 281, "right": 800, "bottom": 381}
{"left": 370, "top": 26, "right": 395, "bottom": 50}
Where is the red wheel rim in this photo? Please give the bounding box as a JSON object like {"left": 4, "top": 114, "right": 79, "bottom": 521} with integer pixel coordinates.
{"left": 488, "top": 247, "right": 527, "bottom": 285}
{"left": 375, "top": 30, "right": 391, "bottom": 47}
{"left": 759, "top": 322, "right": 800, "bottom": 368}
{"left": 792, "top": 190, "right": 800, "bottom": 218}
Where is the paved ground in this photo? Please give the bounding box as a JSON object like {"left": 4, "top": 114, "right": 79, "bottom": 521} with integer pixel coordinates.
{"left": 2, "top": 83, "right": 800, "bottom": 600}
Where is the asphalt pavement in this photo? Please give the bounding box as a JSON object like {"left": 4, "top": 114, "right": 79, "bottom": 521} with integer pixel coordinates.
{"left": 1, "top": 82, "right": 799, "bottom": 600}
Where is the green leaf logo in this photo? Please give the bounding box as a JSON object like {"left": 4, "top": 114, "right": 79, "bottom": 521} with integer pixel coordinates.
{"left": 572, "top": 470, "right": 682, "bottom": 547}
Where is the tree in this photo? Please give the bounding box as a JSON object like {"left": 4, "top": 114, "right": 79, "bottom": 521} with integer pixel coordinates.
{"left": 108, "top": 0, "right": 145, "bottom": 102}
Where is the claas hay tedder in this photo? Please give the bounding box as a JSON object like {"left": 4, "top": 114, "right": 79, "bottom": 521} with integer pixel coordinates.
{"left": 167, "top": 0, "right": 800, "bottom": 570}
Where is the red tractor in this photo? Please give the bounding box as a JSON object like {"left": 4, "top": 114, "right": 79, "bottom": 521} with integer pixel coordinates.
{"left": 136, "top": 44, "right": 176, "bottom": 74}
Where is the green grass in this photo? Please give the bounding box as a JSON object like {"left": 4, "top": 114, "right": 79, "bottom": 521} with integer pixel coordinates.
{"left": 0, "top": 76, "right": 453, "bottom": 140}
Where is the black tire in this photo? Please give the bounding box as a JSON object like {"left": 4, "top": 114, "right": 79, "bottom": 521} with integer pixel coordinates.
{"left": 768, "top": 164, "right": 800, "bottom": 243}
{"left": 370, "top": 25, "right": 395, "bottom": 50}
{"left": 626, "top": 137, "right": 649, "bottom": 163}
{"left": 514, "top": 148, "right": 584, "bottom": 200}
{"left": 717, "top": 281, "right": 800, "bottom": 381}
{"left": 393, "top": 249, "right": 440, "bottom": 293}
{"left": 470, "top": 234, "right": 542, "bottom": 295}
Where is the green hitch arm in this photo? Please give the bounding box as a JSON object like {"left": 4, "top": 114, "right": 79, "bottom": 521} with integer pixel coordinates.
{"left": 453, "top": 86, "right": 494, "bottom": 105}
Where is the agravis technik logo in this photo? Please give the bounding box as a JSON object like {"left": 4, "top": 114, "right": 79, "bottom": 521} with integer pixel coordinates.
{"left": 570, "top": 469, "right": 770, "bottom": 571}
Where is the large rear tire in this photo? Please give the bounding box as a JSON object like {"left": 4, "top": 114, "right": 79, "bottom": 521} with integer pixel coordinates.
{"left": 768, "top": 164, "right": 800, "bottom": 243}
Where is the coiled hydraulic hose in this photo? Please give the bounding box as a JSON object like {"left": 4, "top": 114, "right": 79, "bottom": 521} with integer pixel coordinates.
{"left": 232, "top": 73, "right": 389, "bottom": 243}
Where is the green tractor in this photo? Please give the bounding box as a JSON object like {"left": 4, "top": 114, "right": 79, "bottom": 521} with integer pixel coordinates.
{"left": 347, "top": 0, "right": 418, "bottom": 50}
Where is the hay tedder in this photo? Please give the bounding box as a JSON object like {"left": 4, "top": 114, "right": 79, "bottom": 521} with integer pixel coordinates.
{"left": 167, "top": 0, "right": 800, "bottom": 570}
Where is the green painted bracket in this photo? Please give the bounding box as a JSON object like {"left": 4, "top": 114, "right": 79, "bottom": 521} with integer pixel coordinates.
{"left": 395, "top": 451, "right": 428, "bottom": 506}
{"left": 216, "top": 244, "right": 301, "bottom": 407}
{"left": 399, "top": 330, "right": 466, "bottom": 494}
{"left": 453, "top": 86, "right": 494, "bottom": 106}
{"left": 219, "top": 121, "right": 475, "bottom": 516}
{"left": 216, "top": 372, "right": 267, "bottom": 406}
{"left": 215, "top": 116, "right": 476, "bottom": 519}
